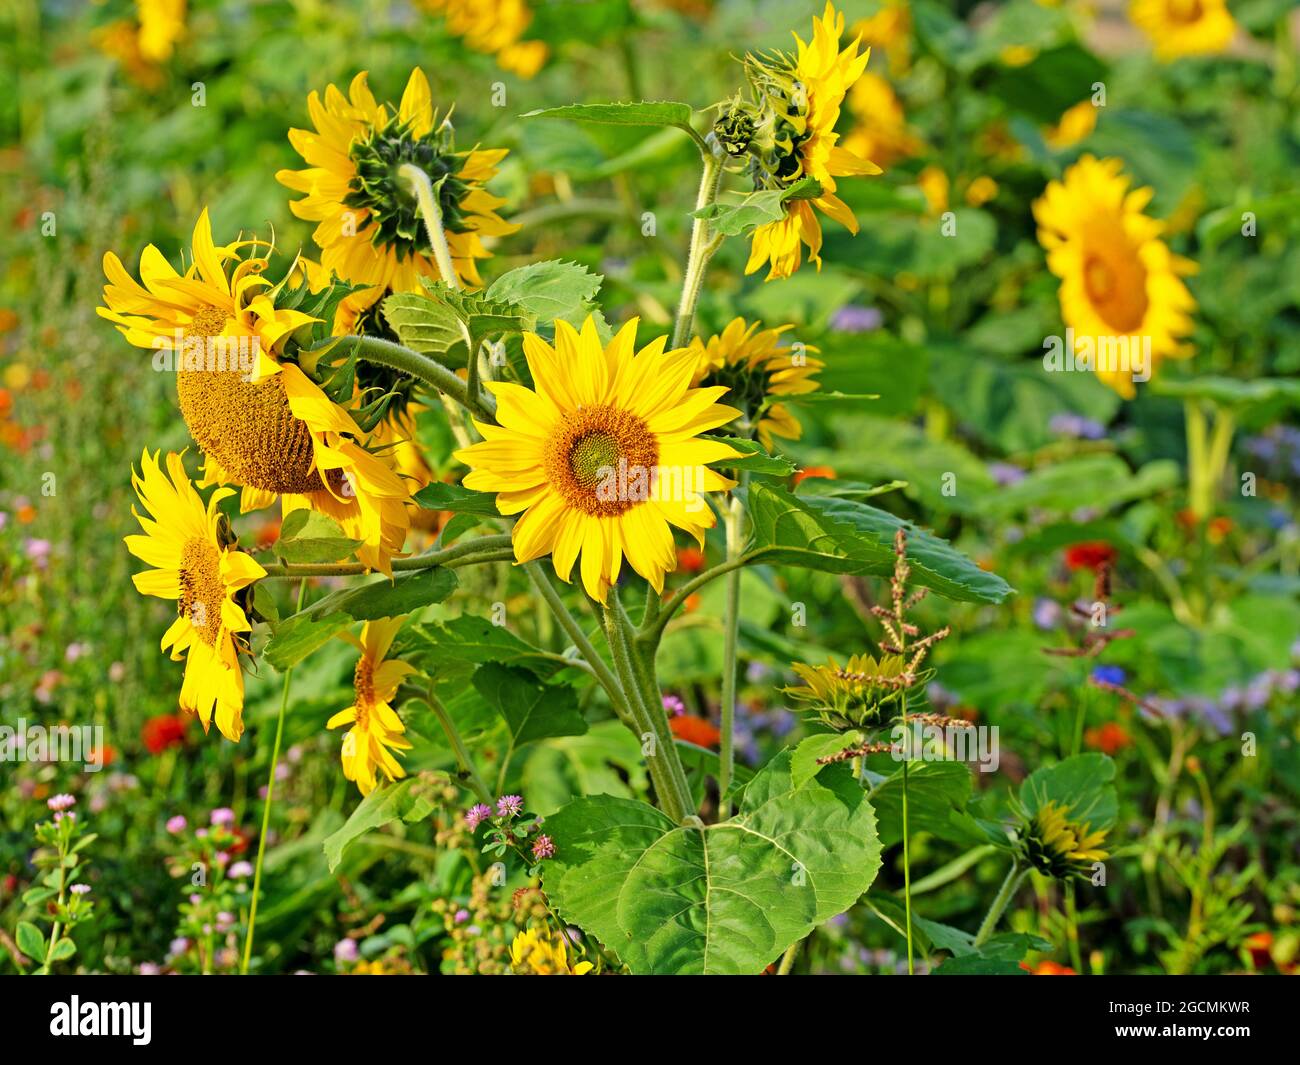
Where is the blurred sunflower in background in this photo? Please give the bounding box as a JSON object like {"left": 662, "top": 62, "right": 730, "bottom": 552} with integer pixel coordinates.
{"left": 1130, "top": 0, "right": 1236, "bottom": 61}
{"left": 455, "top": 317, "right": 741, "bottom": 604}
{"left": 137, "top": 0, "right": 187, "bottom": 62}
{"left": 1034, "top": 155, "right": 1197, "bottom": 398}
{"left": 419, "top": 0, "right": 549, "bottom": 78}
{"left": 687, "top": 317, "right": 821, "bottom": 449}
{"left": 277, "top": 67, "right": 519, "bottom": 326}
{"left": 328, "top": 617, "right": 416, "bottom": 796}
{"left": 99, "top": 210, "right": 413, "bottom": 573}
{"left": 741, "top": 2, "right": 880, "bottom": 279}
{"left": 125, "top": 450, "right": 266, "bottom": 743}
{"left": 840, "top": 72, "right": 921, "bottom": 170}
{"left": 510, "top": 925, "right": 593, "bottom": 975}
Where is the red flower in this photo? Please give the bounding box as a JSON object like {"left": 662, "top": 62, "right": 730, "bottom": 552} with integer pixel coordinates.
{"left": 1020, "top": 960, "right": 1077, "bottom": 975}
{"left": 1064, "top": 541, "right": 1116, "bottom": 571}
{"left": 1244, "top": 931, "right": 1273, "bottom": 969}
{"left": 1084, "top": 721, "right": 1132, "bottom": 755}
{"left": 669, "top": 714, "right": 722, "bottom": 749}
{"left": 677, "top": 546, "right": 706, "bottom": 573}
{"left": 792, "top": 464, "right": 836, "bottom": 487}
{"left": 142, "top": 714, "right": 187, "bottom": 755}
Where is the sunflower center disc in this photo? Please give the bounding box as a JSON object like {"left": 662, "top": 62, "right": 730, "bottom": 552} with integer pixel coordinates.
{"left": 178, "top": 536, "right": 225, "bottom": 647}
{"left": 175, "top": 306, "right": 324, "bottom": 495}
{"left": 546, "top": 405, "right": 659, "bottom": 517}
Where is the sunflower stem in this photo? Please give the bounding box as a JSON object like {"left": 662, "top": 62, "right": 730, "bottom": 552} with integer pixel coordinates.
{"left": 671, "top": 146, "right": 725, "bottom": 349}
{"left": 639, "top": 551, "right": 757, "bottom": 645}
{"left": 241, "top": 578, "right": 305, "bottom": 974}
{"left": 398, "top": 162, "right": 461, "bottom": 292}
{"left": 260, "top": 535, "right": 513, "bottom": 578}
{"left": 973, "top": 862, "right": 1027, "bottom": 947}
{"left": 717, "top": 479, "right": 746, "bottom": 819}
{"left": 421, "top": 689, "right": 493, "bottom": 804}
{"left": 340, "top": 334, "right": 495, "bottom": 421}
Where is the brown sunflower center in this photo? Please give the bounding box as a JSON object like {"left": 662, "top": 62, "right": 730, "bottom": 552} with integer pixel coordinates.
{"left": 353, "top": 657, "right": 374, "bottom": 730}
{"left": 1169, "top": 0, "right": 1205, "bottom": 23}
{"left": 1081, "top": 239, "right": 1149, "bottom": 334}
{"left": 178, "top": 537, "right": 225, "bottom": 647}
{"left": 175, "top": 306, "right": 324, "bottom": 495}
{"left": 544, "top": 405, "right": 659, "bottom": 517}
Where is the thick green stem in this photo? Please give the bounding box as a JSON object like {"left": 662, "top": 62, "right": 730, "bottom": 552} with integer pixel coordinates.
{"left": 242, "top": 579, "right": 305, "bottom": 974}
{"left": 974, "top": 862, "right": 1027, "bottom": 947}
{"left": 260, "top": 536, "right": 514, "bottom": 578}
{"left": 671, "top": 148, "right": 724, "bottom": 349}
{"left": 640, "top": 552, "right": 756, "bottom": 644}
{"left": 399, "top": 162, "right": 461, "bottom": 291}
{"left": 339, "top": 334, "right": 494, "bottom": 421}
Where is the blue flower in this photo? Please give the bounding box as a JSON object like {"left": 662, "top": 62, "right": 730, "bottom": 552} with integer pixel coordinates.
{"left": 1091, "top": 665, "right": 1126, "bottom": 686}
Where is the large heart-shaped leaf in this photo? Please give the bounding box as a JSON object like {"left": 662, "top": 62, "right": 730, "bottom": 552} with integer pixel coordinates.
{"left": 323, "top": 777, "right": 437, "bottom": 872}
{"left": 473, "top": 663, "right": 588, "bottom": 746}
{"left": 543, "top": 752, "right": 882, "bottom": 974}
{"left": 745, "top": 482, "right": 1013, "bottom": 604}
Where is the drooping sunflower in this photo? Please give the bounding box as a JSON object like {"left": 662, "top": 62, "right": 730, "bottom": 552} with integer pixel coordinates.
{"left": 277, "top": 67, "right": 519, "bottom": 327}
{"left": 328, "top": 617, "right": 416, "bottom": 796}
{"left": 1130, "top": 0, "right": 1236, "bottom": 61}
{"left": 1033, "top": 155, "right": 1197, "bottom": 398}
{"left": 786, "top": 653, "right": 921, "bottom": 731}
{"left": 455, "top": 317, "right": 742, "bottom": 604}
{"left": 99, "top": 209, "right": 412, "bottom": 573}
{"left": 1016, "top": 799, "right": 1110, "bottom": 881}
{"left": 687, "top": 317, "right": 822, "bottom": 449}
{"left": 509, "top": 926, "right": 594, "bottom": 975}
{"left": 418, "top": 0, "right": 549, "bottom": 78}
{"left": 125, "top": 450, "right": 266, "bottom": 743}
{"left": 743, "top": 3, "right": 881, "bottom": 280}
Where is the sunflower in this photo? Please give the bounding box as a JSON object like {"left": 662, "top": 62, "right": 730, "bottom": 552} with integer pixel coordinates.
{"left": 687, "top": 317, "right": 822, "bottom": 449}
{"left": 509, "top": 926, "right": 594, "bottom": 975}
{"left": 328, "top": 617, "right": 416, "bottom": 795}
{"left": 840, "top": 72, "right": 920, "bottom": 171}
{"left": 1016, "top": 800, "right": 1110, "bottom": 881}
{"left": 277, "top": 68, "right": 519, "bottom": 320}
{"left": 1130, "top": 0, "right": 1236, "bottom": 61}
{"left": 419, "top": 0, "right": 549, "bottom": 78}
{"left": 853, "top": 0, "right": 911, "bottom": 76}
{"left": 99, "top": 209, "right": 412, "bottom": 573}
{"left": 785, "top": 653, "right": 919, "bottom": 731}
{"left": 125, "top": 450, "right": 266, "bottom": 742}
{"left": 1033, "top": 155, "right": 1197, "bottom": 398}
{"left": 1044, "top": 100, "right": 1098, "bottom": 151}
{"left": 742, "top": 3, "right": 881, "bottom": 280}
{"left": 137, "top": 0, "right": 186, "bottom": 62}
{"left": 455, "top": 316, "right": 741, "bottom": 604}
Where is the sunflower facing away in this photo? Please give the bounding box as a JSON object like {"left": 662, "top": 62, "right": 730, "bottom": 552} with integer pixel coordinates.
{"left": 455, "top": 317, "right": 742, "bottom": 604}
{"left": 1130, "top": 0, "right": 1236, "bottom": 61}
{"left": 99, "top": 209, "right": 412, "bottom": 573}
{"left": 277, "top": 67, "right": 519, "bottom": 326}
{"left": 743, "top": 3, "right": 881, "bottom": 280}
{"left": 125, "top": 450, "right": 266, "bottom": 742}
{"left": 1033, "top": 155, "right": 1197, "bottom": 398}
{"left": 328, "top": 617, "right": 416, "bottom": 795}
{"left": 687, "top": 317, "right": 822, "bottom": 449}
{"left": 419, "top": 0, "right": 549, "bottom": 78}
{"left": 1017, "top": 799, "right": 1110, "bottom": 881}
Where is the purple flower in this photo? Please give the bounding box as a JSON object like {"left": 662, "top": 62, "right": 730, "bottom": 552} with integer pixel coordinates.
{"left": 333, "top": 938, "right": 359, "bottom": 963}
{"left": 662, "top": 694, "right": 685, "bottom": 717}
{"left": 169, "top": 938, "right": 190, "bottom": 956}
{"left": 465, "top": 803, "right": 492, "bottom": 830}
{"left": 138, "top": 963, "right": 161, "bottom": 975}
{"left": 1091, "top": 665, "right": 1126, "bottom": 686}
{"left": 453, "top": 908, "right": 470, "bottom": 924}
{"left": 228, "top": 860, "right": 254, "bottom": 879}
{"left": 496, "top": 794, "right": 524, "bottom": 819}
{"left": 24, "top": 539, "right": 52, "bottom": 566}
{"left": 47, "top": 794, "right": 76, "bottom": 812}
{"left": 831, "top": 304, "right": 883, "bottom": 333}
{"left": 746, "top": 661, "right": 774, "bottom": 684}
{"left": 531, "top": 834, "right": 556, "bottom": 861}
{"left": 1032, "top": 597, "right": 1062, "bottom": 631}
{"left": 209, "top": 807, "right": 235, "bottom": 828}
{"left": 988, "top": 462, "right": 1026, "bottom": 487}
{"left": 1049, "top": 413, "right": 1106, "bottom": 440}
{"left": 165, "top": 815, "right": 187, "bottom": 835}
{"left": 70, "top": 883, "right": 91, "bottom": 896}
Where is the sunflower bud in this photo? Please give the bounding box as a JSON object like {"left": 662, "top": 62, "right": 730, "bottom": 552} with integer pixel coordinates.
{"left": 713, "top": 99, "right": 757, "bottom": 156}
{"left": 1014, "top": 800, "right": 1110, "bottom": 881}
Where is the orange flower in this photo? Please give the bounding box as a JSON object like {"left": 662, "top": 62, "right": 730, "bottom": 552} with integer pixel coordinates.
{"left": 1064, "top": 541, "right": 1116, "bottom": 571}
{"left": 792, "top": 464, "right": 836, "bottom": 487}
{"left": 677, "top": 546, "right": 706, "bottom": 574}
{"left": 670, "top": 714, "right": 721, "bottom": 748}
{"left": 1085, "top": 721, "right": 1132, "bottom": 755}
{"left": 1020, "top": 959, "right": 1077, "bottom": 975}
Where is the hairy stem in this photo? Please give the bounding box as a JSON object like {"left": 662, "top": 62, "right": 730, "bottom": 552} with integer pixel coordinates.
{"left": 671, "top": 147, "right": 724, "bottom": 349}
{"left": 422, "top": 690, "right": 493, "bottom": 804}
{"left": 339, "top": 334, "right": 495, "bottom": 422}
{"left": 717, "top": 487, "right": 745, "bottom": 819}
{"left": 974, "top": 862, "right": 1027, "bottom": 947}
{"left": 260, "top": 536, "right": 514, "bottom": 578}
{"left": 399, "top": 162, "right": 461, "bottom": 291}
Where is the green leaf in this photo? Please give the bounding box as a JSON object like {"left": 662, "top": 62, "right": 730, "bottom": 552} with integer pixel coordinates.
{"left": 412, "top": 482, "right": 500, "bottom": 515}
{"left": 21, "top": 886, "right": 57, "bottom": 906}
{"left": 973, "top": 456, "right": 1178, "bottom": 519}
{"left": 301, "top": 568, "right": 460, "bottom": 622}
{"left": 323, "top": 777, "right": 437, "bottom": 872}
{"left": 251, "top": 581, "right": 279, "bottom": 623}
{"left": 692, "top": 177, "right": 822, "bottom": 237}
{"left": 48, "top": 938, "right": 76, "bottom": 962}
{"left": 868, "top": 760, "right": 975, "bottom": 846}
{"left": 405, "top": 616, "right": 566, "bottom": 681}
{"left": 382, "top": 292, "right": 465, "bottom": 359}
{"left": 15, "top": 921, "right": 44, "bottom": 960}
{"left": 275, "top": 510, "right": 363, "bottom": 564}
{"left": 795, "top": 479, "right": 909, "bottom": 500}
{"left": 1020, "top": 753, "right": 1118, "bottom": 831}
{"left": 790, "top": 731, "right": 863, "bottom": 789}
{"left": 702, "top": 435, "right": 796, "bottom": 477}
{"left": 933, "top": 954, "right": 1028, "bottom": 975}
{"left": 746, "top": 482, "right": 1014, "bottom": 604}
{"left": 543, "top": 752, "right": 882, "bottom": 974}
{"left": 473, "top": 663, "right": 588, "bottom": 746}
{"left": 523, "top": 101, "right": 696, "bottom": 134}
{"left": 485, "top": 260, "right": 603, "bottom": 329}
{"left": 263, "top": 612, "right": 351, "bottom": 671}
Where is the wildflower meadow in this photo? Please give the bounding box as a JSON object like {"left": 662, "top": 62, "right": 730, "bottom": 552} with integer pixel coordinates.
{"left": 1, "top": 0, "right": 1298, "bottom": 1023}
